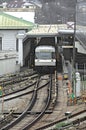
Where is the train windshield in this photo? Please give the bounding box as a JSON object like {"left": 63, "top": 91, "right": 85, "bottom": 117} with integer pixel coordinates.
{"left": 35, "top": 52, "right": 55, "bottom": 59}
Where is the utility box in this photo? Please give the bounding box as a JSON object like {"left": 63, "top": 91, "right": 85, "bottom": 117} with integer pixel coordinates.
{"left": 75, "top": 72, "right": 81, "bottom": 97}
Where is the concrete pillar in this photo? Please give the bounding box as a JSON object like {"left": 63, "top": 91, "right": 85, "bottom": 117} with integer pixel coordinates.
{"left": 18, "top": 38, "right": 23, "bottom": 66}
{"left": 17, "top": 33, "right": 25, "bottom": 67}
{"left": 55, "top": 36, "right": 57, "bottom": 45}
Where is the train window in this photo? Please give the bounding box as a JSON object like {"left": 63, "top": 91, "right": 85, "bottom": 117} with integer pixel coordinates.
{"left": 35, "top": 52, "right": 52, "bottom": 59}
{"left": 40, "top": 52, "right": 51, "bottom": 59}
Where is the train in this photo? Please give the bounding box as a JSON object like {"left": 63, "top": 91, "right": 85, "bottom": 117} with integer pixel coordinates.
{"left": 34, "top": 45, "right": 56, "bottom": 72}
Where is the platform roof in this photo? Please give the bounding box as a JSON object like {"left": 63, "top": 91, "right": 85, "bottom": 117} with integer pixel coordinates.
{"left": 0, "top": 12, "right": 34, "bottom": 30}
{"left": 58, "top": 29, "right": 74, "bottom": 34}
{"left": 26, "top": 24, "right": 74, "bottom": 37}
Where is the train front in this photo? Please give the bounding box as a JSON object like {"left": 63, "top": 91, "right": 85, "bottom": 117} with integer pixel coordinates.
{"left": 34, "top": 46, "right": 56, "bottom": 72}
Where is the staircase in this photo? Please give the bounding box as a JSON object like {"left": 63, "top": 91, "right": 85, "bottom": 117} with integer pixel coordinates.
{"left": 75, "top": 52, "right": 86, "bottom": 69}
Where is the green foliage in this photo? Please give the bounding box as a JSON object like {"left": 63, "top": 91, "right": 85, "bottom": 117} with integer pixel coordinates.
{"left": 0, "top": 90, "right": 2, "bottom": 96}
{"left": 55, "top": 122, "right": 66, "bottom": 128}
{"left": 55, "top": 122, "right": 71, "bottom": 129}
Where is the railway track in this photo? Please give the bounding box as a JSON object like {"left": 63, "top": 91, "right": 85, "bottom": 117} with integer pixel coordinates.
{"left": 0, "top": 69, "right": 38, "bottom": 127}
{"left": 3, "top": 74, "right": 38, "bottom": 95}
{"left": 0, "top": 70, "right": 85, "bottom": 130}
{"left": 0, "top": 74, "right": 51, "bottom": 130}
{"left": 0, "top": 69, "right": 38, "bottom": 97}
{"left": 0, "top": 69, "right": 36, "bottom": 87}
{"left": 28, "top": 74, "right": 86, "bottom": 130}
{"left": 35, "top": 110, "right": 86, "bottom": 130}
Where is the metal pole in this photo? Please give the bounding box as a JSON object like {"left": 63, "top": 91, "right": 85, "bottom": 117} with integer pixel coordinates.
{"left": 72, "top": 0, "right": 77, "bottom": 97}
{"left": 84, "top": 63, "right": 85, "bottom": 90}
{"left": 73, "top": 0, "right": 77, "bottom": 70}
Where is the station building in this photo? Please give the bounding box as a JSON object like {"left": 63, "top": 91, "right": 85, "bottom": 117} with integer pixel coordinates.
{"left": 76, "top": 0, "right": 86, "bottom": 70}
{"left": 0, "top": 10, "right": 86, "bottom": 76}
{"left": 0, "top": 12, "right": 34, "bottom": 75}
{"left": 75, "top": 0, "right": 86, "bottom": 99}
{"left": 0, "top": 14, "right": 74, "bottom": 76}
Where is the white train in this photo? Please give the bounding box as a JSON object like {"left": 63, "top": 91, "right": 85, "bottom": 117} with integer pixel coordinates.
{"left": 34, "top": 45, "right": 56, "bottom": 71}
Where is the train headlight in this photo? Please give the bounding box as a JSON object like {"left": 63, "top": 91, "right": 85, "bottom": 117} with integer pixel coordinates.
{"left": 35, "top": 59, "right": 39, "bottom": 62}
{"left": 52, "top": 59, "right": 56, "bottom": 62}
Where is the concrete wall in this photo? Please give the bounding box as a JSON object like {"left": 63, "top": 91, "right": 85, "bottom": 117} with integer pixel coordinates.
{"left": 0, "top": 51, "right": 20, "bottom": 75}
{"left": 0, "top": 30, "right": 27, "bottom": 75}
{"left": 0, "top": 30, "right": 18, "bottom": 50}
{"left": 75, "top": 41, "right": 86, "bottom": 54}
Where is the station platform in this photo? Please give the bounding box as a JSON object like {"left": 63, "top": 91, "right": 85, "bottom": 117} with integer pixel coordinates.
{"left": 45, "top": 74, "right": 85, "bottom": 130}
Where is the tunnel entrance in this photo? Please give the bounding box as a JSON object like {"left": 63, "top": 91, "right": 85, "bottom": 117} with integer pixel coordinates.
{"left": 23, "top": 36, "right": 58, "bottom": 69}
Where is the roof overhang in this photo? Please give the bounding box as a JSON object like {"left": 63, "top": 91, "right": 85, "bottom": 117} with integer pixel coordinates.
{"left": 26, "top": 24, "right": 74, "bottom": 38}
{"left": 26, "top": 33, "right": 59, "bottom": 38}
{"left": 58, "top": 29, "right": 74, "bottom": 35}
